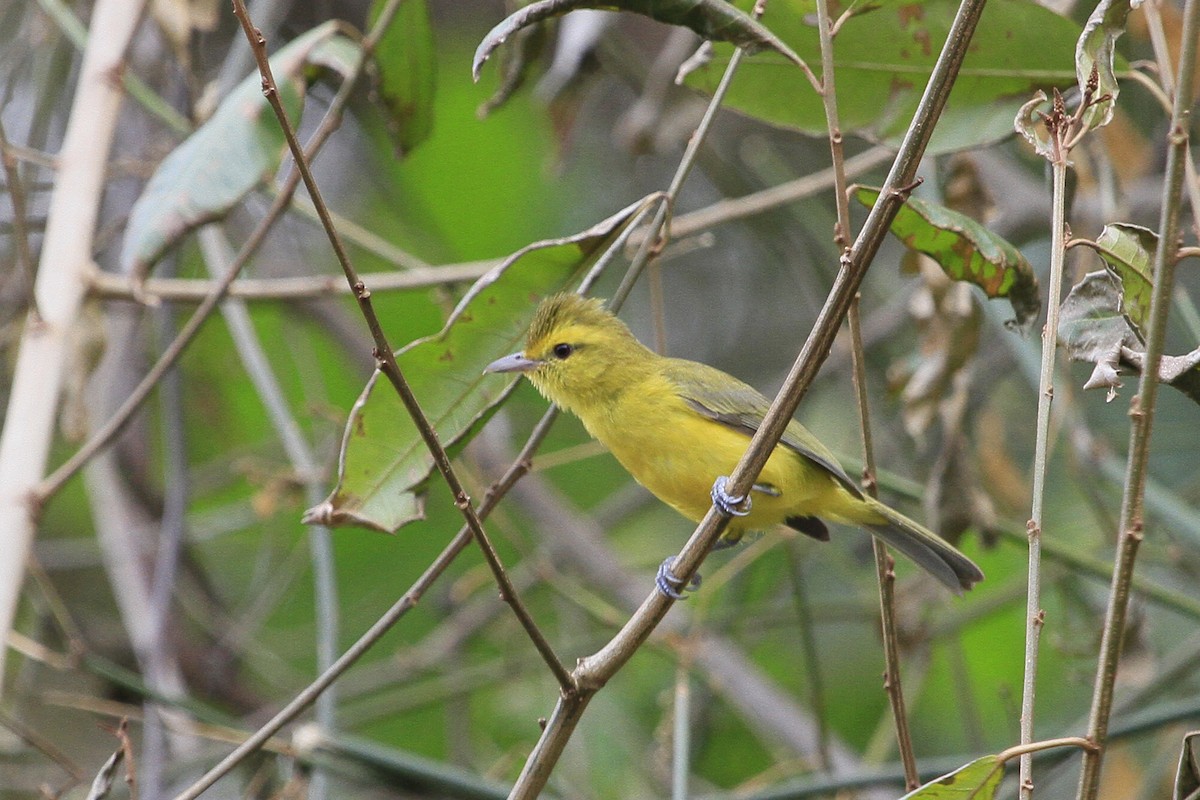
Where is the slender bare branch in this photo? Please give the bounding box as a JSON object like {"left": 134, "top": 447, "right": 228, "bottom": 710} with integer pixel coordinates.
{"left": 1076, "top": 0, "right": 1199, "bottom": 795}
{"left": 812, "top": 0, "right": 919, "bottom": 784}
{"left": 0, "top": 116, "right": 38, "bottom": 319}
{"left": 86, "top": 261, "right": 497, "bottom": 302}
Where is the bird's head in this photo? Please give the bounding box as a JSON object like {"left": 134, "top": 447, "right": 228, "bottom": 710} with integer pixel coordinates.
{"left": 484, "top": 294, "right": 651, "bottom": 414}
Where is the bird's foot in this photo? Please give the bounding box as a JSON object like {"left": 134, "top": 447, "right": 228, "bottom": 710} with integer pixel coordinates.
{"left": 656, "top": 557, "right": 701, "bottom": 599}
{"left": 711, "top": 476, "right": 752, "bottom": 517}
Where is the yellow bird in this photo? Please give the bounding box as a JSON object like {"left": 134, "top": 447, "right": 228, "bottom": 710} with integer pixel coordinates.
{"left": 486, "top": 294, "right": 983, "bottom": 597}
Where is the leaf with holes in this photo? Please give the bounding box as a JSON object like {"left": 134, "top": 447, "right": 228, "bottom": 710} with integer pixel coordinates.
{"left": 1059, "top": 265, "right": 1200, "bottom": 405}
{"left": 1058, "top": 270, "right": 1137, "bottom": 400}
{"left": 855, "top": 186, "right": 1040, "bottom": 332}
{"left": 304, "top": 197, "right": 655, "bottom": 532}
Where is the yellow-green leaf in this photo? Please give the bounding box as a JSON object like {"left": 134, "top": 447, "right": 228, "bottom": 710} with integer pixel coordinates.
{"left": 1091, "top": 222, "right": 1156, "bottom": 332}
{"left": 686, "top": 0, "right": 1097, "bottom": 154}
{"left": 900, "top": 755, "right": 1004, "bottom": 799}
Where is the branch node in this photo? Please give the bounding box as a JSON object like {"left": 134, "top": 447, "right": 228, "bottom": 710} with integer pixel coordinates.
{"left": 890, "top": 176, "right": 924, "bottom": 198}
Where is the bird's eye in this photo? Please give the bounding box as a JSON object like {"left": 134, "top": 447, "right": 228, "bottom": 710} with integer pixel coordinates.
{"left": 552, "top": 343, "right": 574, "bottom": 360}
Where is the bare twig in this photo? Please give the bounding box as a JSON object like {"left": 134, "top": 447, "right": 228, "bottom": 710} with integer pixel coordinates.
{"left": 813, "top": 0, "right": 918, "bottom": 784}
{"left": 0, "top": 116, "right": 38, "bottom": 319}
{"left": 1076, "top": 0, "right": 1199, "bottom": 795}
{"left": 785, "top": 544, "right": 832, "bottom": 771}
{"left": 86, "top": 261, "right": 498, "bottom": 303}
{"left": 1020, "top": 101, "right": 1073, "bottom": 800}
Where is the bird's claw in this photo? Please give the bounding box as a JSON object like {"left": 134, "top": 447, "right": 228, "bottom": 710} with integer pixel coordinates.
{"left": 711, "top": 476, "right": 752, "bottom": 517}
{"left": 656, "top": 556, "right": 701, "bottom": 599}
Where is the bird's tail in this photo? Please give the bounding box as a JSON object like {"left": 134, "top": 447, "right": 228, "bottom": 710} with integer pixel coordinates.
{"left": 859, "top": 496, "right": 984, "bottom": 594}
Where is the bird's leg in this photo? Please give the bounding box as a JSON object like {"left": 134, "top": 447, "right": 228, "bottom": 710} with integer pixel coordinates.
{"left": 656, "top": 557, "right": 701, "bottom": 599}
{"left": 711, "top": 476, "right": 752, "bottom": 516}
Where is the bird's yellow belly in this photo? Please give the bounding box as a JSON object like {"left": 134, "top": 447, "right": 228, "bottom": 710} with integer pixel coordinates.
{"left": 587, "top": 400, "right": 840, "bottom": 534}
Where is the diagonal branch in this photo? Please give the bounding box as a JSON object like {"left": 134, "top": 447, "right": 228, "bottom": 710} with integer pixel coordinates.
{"left": 812, "top": 0, "right": 919, "bottom": 785}
{"left": 228, "top": 0, "right": 573, "bottom": 692}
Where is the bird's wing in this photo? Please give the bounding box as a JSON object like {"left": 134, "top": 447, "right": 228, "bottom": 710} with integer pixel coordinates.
{"left": 661, "top": 358, "right": 863, "bottom": 500}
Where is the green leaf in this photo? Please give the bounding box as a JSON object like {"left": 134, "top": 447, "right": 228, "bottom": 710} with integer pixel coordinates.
{"left": 472, "top": 0, "right": 808, "bottom": 82}
{"left": 304, "top": 197, "right": 656, "bottom": 532}
{"left": 369, "top": 0, "right": 436, "bottom": 154}
{"left": 1175, "top": 731, "right": 1200, "bottom": 800}
{"left": 854, "top": 186, "right": 1040, "bottom": 332}
{"left": 685, "top": 0, "right": 1096, "bottom": 154}
{"left": 1076, "top": 0, "right": 1131, "bottom": 131}
{"left": 1091, "top": 222, "right": 1156, "bottom": 332}
{"left": 120, "top": 22, "right": 360, "bottom": 277}
{"left": 900, "top": 755, "right": 1004, "bottom": 799}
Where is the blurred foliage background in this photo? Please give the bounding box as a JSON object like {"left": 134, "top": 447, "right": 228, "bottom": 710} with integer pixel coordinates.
{"left": 2, "top": 0, "right": 1200, "bottom": 799}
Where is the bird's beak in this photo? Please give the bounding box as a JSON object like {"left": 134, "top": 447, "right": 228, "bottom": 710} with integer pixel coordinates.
{"left": 484, "top": 352, "right": 541, "bottom": 374}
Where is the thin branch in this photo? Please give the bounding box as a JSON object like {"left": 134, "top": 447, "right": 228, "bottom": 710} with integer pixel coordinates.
{"left": 635, "top": 146, "right": 894, "bottom": 244}
{"left": 1076, "top": 0, "right": 1199, "bottom": 795}
{"left": 1021, "top": 121, "right": 1071, "bottom": 800}
{"left": 1142, "top": 0, "right": 1200, "bottom": 238}
{"left": 785, "top": 544, "right": 832, "bottom": 771}
{"left": 87, "top": 147, "right": 890, "bottom": 308}
{"left": 227, "top": 0, "right": 572, "bottom": 693}
{"left": 813, "top": 0, "right": 918, "bottom": 784}
{"left": 671, "top": 658, "right": 694, "bottom": 800}
{"left": 141, "top": 267, "right": 193, "bottom": 800}
{"left": 86, "top": 260, "right": 499, "bottom": 303}
{"left": 0, "top": 115, "right": 38, "bottom": 319}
